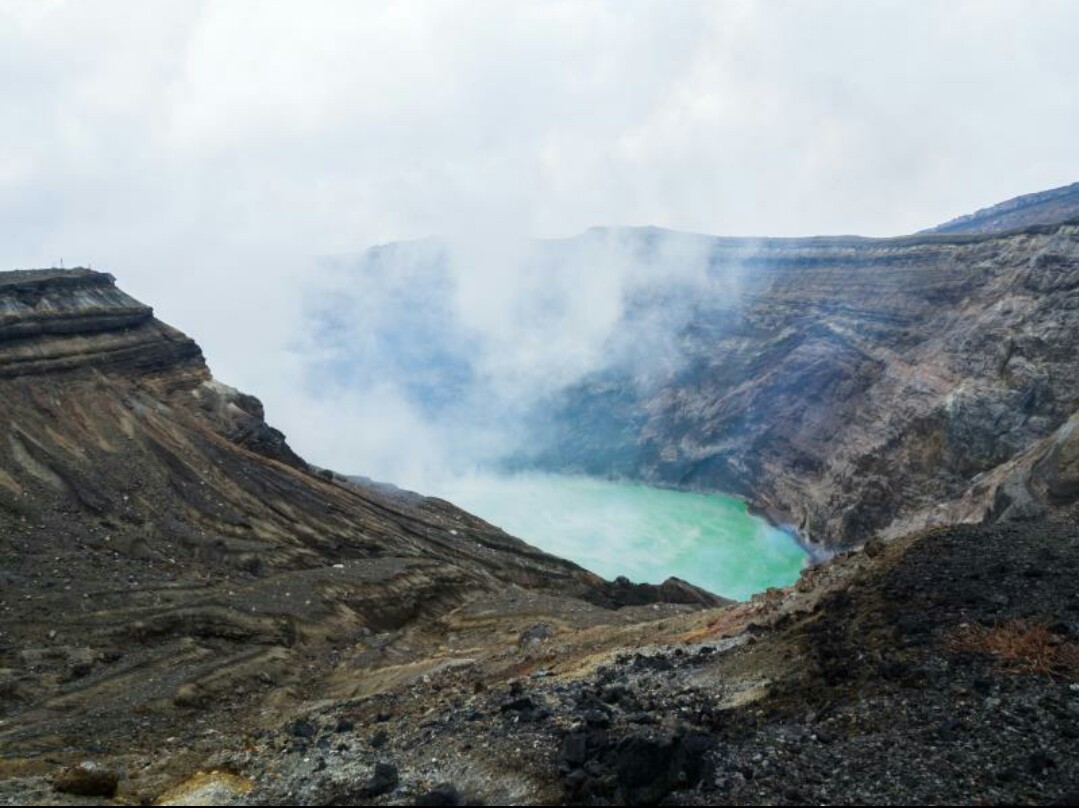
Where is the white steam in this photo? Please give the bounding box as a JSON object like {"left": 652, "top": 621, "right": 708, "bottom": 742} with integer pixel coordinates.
{"left": 286, "top": 227, "right": 743, "bottom": 491}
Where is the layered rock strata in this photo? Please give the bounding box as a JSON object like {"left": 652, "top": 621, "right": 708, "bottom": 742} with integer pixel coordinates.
{"left": 537, "top": 218, "right": 1079, "bottom": 546}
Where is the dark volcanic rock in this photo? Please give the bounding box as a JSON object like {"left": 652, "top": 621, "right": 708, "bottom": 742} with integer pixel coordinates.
{"left": 501, "top": 695, "right": 549, "bottom": 723}
{"left": 290, "top": 720, "right": 317, "bottom": 739}
{"left": 609, "top": 732, "right": 685, "bottom": 805}
{"left": 415, "top": 783, "right": 464, "bottom": 806}
{"left": 561, "top": 732, "right": 589, "bottom": 767}
{"left": 53, "top": 761, "right": 118, "bottom": 798}
{"left": 560, "top": 725, "right": 713, "bottom": 805}
{"left": 587, "top": 576, "right": 729, "bottom": 609}
{"left": 359, "top": 762, "right": 399, "bottom": 798}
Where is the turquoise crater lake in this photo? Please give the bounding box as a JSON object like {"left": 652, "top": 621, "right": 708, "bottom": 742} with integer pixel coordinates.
{"left": 433, "top": 473, "right": 807, "bottom": 601}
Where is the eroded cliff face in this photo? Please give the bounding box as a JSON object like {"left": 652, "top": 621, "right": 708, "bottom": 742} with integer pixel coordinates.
{"left": 0, "top": 269, "right": 201, "bottom": 377}
{"left": 0, "top": 269, "right": 721, "bottom": 761}
{"left": 536, "top": 220, "right": 1079, "bottom": 547}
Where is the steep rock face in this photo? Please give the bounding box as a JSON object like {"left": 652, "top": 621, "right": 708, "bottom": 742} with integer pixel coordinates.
{"left": 0, "top": 269, "right": 201, "bottom": 377}
{"left": 536, "top": 220, "right": 1079, "bottom": 547}
{"left": 0, "top": 269, "right": 722, "bottom": 758}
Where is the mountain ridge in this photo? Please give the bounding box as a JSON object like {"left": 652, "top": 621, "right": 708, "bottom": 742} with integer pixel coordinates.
{"left": 923, "top": 180, "right": 1079, "bottom": 235}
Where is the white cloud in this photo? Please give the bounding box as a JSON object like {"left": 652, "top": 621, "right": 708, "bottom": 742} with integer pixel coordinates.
{"left": 1, "top": 0, "right": 1077, "bottom": 482}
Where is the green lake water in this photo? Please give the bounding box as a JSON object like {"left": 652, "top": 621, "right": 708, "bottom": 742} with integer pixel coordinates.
{"left": 433, "top": 473, "right": 807, "bottom": 601}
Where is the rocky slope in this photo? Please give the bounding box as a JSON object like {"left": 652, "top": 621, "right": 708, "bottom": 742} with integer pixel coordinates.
{"left": 924, "top": 181, "right": 1079, "bottom": 235}
{"left": 534, "top": 217, "right": 1079, "bottom": 548}
{"left": 227, "top": 508, "right": 1078, "bottom": 807}
{"left": 0, "top": 269, "right": 720, "bottom": 782}
{"left": 7, "top": 503, "right": 1074, "bottom": 805}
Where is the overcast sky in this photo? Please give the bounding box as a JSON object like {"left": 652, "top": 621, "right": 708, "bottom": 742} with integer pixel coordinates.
{"left": 2, "top": 0, "right": 1077, "bottom": 478}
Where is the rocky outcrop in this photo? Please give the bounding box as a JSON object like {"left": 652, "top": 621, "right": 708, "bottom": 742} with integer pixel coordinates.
{"left": 0, "top": 269, "right": 202, "bottom": 378}
{"left": 1030, "top": 411, "right": 1079, "bottom": 505}
{"left": 586, "top": 575, "right": 727, "bottom": 609}
{"left": 534, "top": 218, "right": 1079, "bottom": 547}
